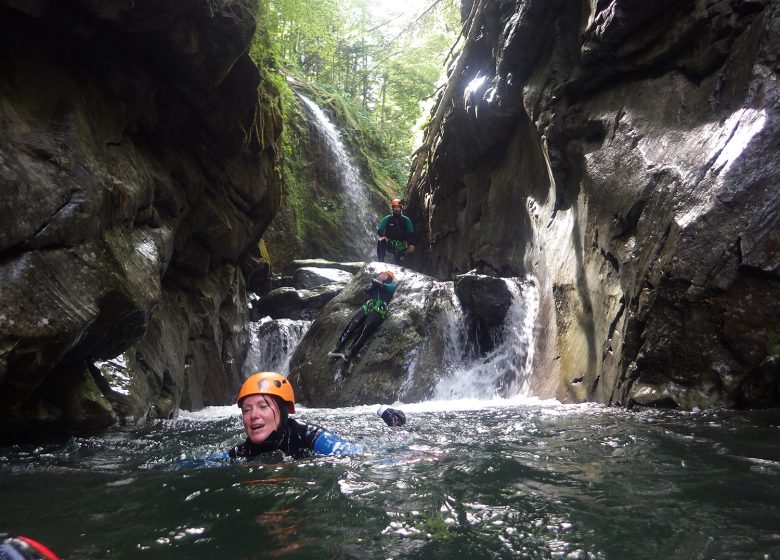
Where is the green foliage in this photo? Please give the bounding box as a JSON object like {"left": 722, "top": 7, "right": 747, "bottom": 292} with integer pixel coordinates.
{"left": 768, "top": 331, "right": 780, "bottom": 355}
{"left": 249, "top": 0, "right": 458, "bottom": 265}
{"left": 266, "top": 0, "right": 459, "bottom": 170}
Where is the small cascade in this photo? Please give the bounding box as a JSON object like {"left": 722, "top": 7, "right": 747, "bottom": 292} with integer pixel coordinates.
{"left": 296, "top": 93, "right": 376, "bottom": 260}
{"left": 245, "top": 316, "right": 312, "bottom": 376}
{"left": 432, "top": 277, "right": 539, "bottom": 400}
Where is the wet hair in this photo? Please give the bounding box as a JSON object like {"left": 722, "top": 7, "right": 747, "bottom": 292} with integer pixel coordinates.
{"left": 273, "top": 395, "right": 289, "bottom": 428}
{"left": 259, "top": 394, "right": 285, "bottom": 430}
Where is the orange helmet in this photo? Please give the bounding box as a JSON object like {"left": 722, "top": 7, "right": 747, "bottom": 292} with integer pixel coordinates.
{"left": 237, "top": 372, "right": 295, "bottom": 413}
{"left": 381, "top": 270, "right": 394, "bottom": 282}
{"left": 391, "top": 198, "right": 403, "bottom": 208}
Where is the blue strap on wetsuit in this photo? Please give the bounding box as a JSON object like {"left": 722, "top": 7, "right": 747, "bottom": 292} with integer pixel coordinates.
{"left": 171, "top": 450, "right": 231, "bottom": 470}
{"left": 312, "top": 430, "right": 364, "bottom": 456}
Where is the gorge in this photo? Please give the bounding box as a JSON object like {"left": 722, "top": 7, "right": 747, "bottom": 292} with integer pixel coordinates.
{"left": 0, "top": 0, "right": 778, "bottom": 446}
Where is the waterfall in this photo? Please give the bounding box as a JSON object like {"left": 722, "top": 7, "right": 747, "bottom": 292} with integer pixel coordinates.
{"left": 244, "top": 316, "right": 312, "bottom": 376}
{"left": 432, "top": 277, "right": 539, "bottom": 400}
{"left": 296, "top": 93, "right": 376, "bottom": 260}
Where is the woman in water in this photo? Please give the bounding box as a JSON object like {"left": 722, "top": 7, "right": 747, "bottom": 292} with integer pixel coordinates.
{"left": 228, "top": 371, "right": 362, "bottom": 459}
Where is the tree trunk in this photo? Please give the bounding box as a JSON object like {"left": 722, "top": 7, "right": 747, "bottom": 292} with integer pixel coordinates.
{"left": 380, "top": 72, "right": 388, "bottom": 134}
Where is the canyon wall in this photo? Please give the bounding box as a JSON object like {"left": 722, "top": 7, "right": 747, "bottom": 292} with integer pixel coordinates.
{"left": 407, "top": 0, "right": 779, "bottom": 409}
{"left": 0, "top": 0, "right": 282, "bottom": 441}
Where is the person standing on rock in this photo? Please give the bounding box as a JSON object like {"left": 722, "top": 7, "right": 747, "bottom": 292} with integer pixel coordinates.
{"left": 377, "top": 198, "right": 415, "bottom": 264}
{"left": 228, "top": 371, "right": 363, "bottom": 459}
{"left": 328, "top": 270, "right": 396, "bottom": 361}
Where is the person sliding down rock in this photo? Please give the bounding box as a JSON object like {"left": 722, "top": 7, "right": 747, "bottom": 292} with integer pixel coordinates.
{"left": 377, "top": 198, "right": 415, "bottom": 264}
{"left": 329, "top": 270, "right": 396, "bottom": 362}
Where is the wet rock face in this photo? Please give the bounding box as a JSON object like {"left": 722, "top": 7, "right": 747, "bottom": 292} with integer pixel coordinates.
{"left": 250, "top": 285, "right": 344, "bottom": 321}
{"left": 249, "top": 263, "right": 356, "bottom": 321}
{"left": 286, "top": 263, "right": 537, "bottom": 406}
{"left": 407, "top": 0, "right": 779, "bottom": 409}
{"left": 0, "top": 0, "right": 281, "bottom": 442}
{"left": 454, "top": 272, "right": 513, "bottom": 328}
{"left": 294, "top": 267, "right": 353, "bottom": 290}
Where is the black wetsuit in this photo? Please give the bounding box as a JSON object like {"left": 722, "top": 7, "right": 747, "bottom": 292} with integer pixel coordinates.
{"left": 228, "top": 418, "right": 360, "bottom": 459}
{"left": 377, "top": 213, "right": 415, "bottom": 263}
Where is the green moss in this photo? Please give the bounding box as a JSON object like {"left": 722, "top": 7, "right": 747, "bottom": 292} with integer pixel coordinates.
{"left": 257, "top": 239, "right": 272, "bottom": 273}
{"left": 280, "top": 91, "right": 342, "bottom": 248}
{"left": 257, "top": 77, "right": 345, "bottom": 264}
{"left": 768, "top": 331, "right": 780, "bottom": 355}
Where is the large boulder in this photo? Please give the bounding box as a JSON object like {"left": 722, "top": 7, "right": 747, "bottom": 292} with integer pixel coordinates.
{"left": 406, "top": 0, "right": 780, "bottom": 409}
{"left": 287, "top": 259, "right": 366, "bottom": 275}
{"left": 251, "top": 285, "right": 343, "bottom": 321}
{"left": 294, "top": 266, "right": 353, "bottom": 289}
{"left": 288, "top": 263, "right": 466, "bottom": 406}
{"left": 248, "top": 264, "right": 355, "bottom": 321}
{"left": 454, "top": 271, "right": 513, "bottom": 327}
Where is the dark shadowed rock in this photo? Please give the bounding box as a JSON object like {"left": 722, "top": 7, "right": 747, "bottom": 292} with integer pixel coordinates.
{"left": 0, "top": 0, "right": 281, "bottom": 442}
{"left": 251, "top": 285, "right": 343, "bottom": 321}
{"left": 454, "top": 272, "right": 513, "bottom": 327}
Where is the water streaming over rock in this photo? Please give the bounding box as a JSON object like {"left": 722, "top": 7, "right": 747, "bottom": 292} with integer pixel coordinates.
{"left": 244, "top": 316, "right": 312, "bottom": 375}
{"left": 432, "top": 277, "right": 539, "bottom": 400}
{"left": 296, "top": 93, "right": 376, "bottom": 260}
{"left": 286, "top": 268, "right": 541, "bottom": 404}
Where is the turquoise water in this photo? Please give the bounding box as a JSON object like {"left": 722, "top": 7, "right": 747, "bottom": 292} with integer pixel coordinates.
{"left": 1, "top": 400, "right": 779, "bottom": 559}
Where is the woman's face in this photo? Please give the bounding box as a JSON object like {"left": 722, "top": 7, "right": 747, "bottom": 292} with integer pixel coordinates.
{"left": 241, "top": 394, "right": 281, "bottom": 444}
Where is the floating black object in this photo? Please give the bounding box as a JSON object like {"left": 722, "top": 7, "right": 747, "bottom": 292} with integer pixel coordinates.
{"left": 377, "top": 405, "right": 406, "bottom": 427}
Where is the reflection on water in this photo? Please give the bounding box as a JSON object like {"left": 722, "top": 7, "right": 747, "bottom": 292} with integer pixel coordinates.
{"left": 1, "top": 400, "right": 779, "bottom": 559}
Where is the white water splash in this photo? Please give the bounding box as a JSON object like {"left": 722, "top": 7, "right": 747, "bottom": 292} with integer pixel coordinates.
{"left": 432, "top": 277, "right": 540, "bottom": 400}
{"left": 297, "top": 94, "right": 376, "bottom": 259}
{"left": 434, "top": 284, "right": 473, "bottom": 380}
{"left": 177, "top": 395, "right": 565, "bottom": 422}
{"left": 95, "top": 354, "right": 131, "bottom": 395}
{"left": 244, "top": 316, "right": 312, "bottom": 376}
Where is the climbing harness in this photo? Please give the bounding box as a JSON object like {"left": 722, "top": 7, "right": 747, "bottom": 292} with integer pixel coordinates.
{"left": 362, "top": 297, "right": 388, "bottom": 320}
{"left": 387, "top": 238, "right": 407, "bottom": 255}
